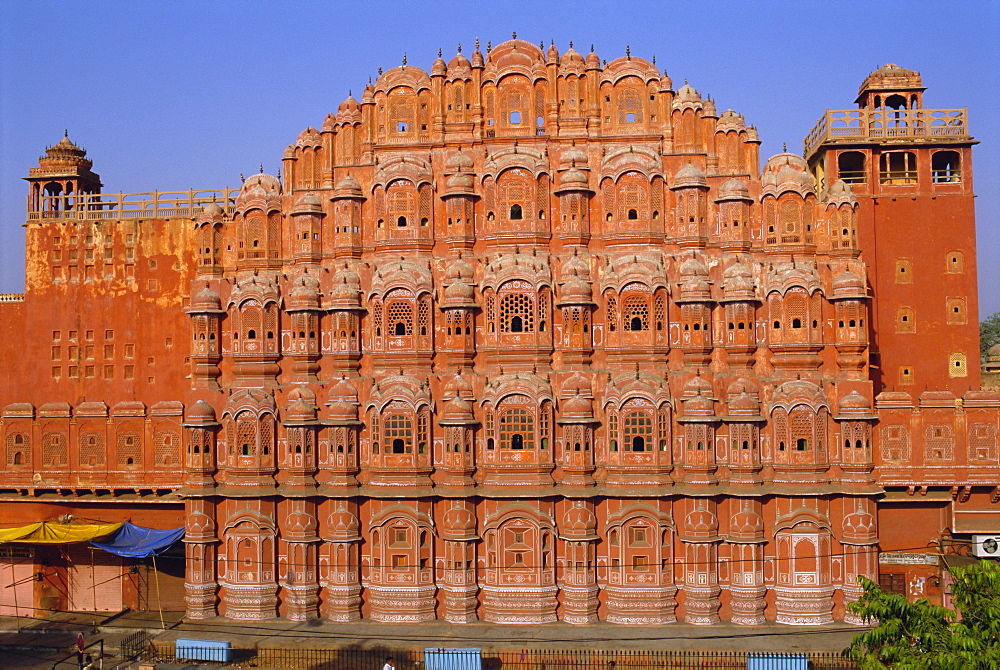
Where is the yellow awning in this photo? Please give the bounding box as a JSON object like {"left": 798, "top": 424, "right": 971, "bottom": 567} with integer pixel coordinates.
{"left": 0, "top": 522, "right": 122, "bottom": 544}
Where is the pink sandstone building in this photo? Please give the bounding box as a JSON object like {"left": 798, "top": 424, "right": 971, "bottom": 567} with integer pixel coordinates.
{"left": 0, "top": 39, "right": 995, "bottom": 625}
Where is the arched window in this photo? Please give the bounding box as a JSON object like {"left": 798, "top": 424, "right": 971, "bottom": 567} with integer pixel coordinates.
{"left": 498, "top": 395, "right": 536, "bottom": 451}
{"left": 622, "top": 399, "right": 654, "bottom": 452}
{"left": 499, "top": 168, "right": 531, "bottom": 223}
{"left": 932, "top": 151, "right": 961, "bottom": 183}
{"left": 498, "top": 281, "right": 536, "bottom": 333}
{"left": 837, "top": 151, "right": 866, "bottom": 183}
{"left": 383, "top": 409, "right": 413, "bottom": 454}
{"left": 880, "top": 152, "right": 917, "bottom": 185}
{"left": 387, "top": 180, "right": 416, "bottom": 230}
{"left": 510, "top": 204, "right": 523, "bottom": 220}
{"left": 616, "top": 172, "right": 649, "bottom": 223}
{"left": 618, "top": 87, "right": 643, "bottom": 124}
{"left": 385, "top": 288, "right": 415, "bottom": 337}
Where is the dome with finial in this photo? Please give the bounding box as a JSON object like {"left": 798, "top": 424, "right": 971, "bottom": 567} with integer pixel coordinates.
{"left": 561, "top": 393, "right": 594, "bottom": 421}
{"left": 826, "top": 179, "right": 858, "bottom": 207}
{"left": 673, "top": 82, "right": 703, "bottom": 110}
{"left": 332, "top": 264, "right": 361, "bottom": 287}
{"left": 338, "top": 94, "right": 360, "bottom": 113}
{"left": 446, "top": 172, "right": 475, "bottom": 192}
{"left": 684, "top": 374, "right": 713, "bottom": 398}
{"left": 672, "top": 163, "right": 708, "bottom": 189}
{"left": 285, "top": 385, "right": 318, "bottom": 423}
{"left": 185, "top": 399, "right": 218, "bottom": 424}
{"left": 441, "top": 396, "right": 475, "bottom": 422}
{"left": 859, "top": 64, "right": 922, "bottom": 96}
{"left": 683, "top": 503, "right": 719, "bottom": 540}
{"left": 560, "top": 502, "right": 598, "bottom": 540}
{"left": 441, "top": 503, "right": 478, "bottom": 541}
{"left": 559, "top": 43, "right": 585, "bottom": 74}
{"left": 444, "top": 279, "right": 475, "bottom": 302}
{"left": 443, "top": 371, "right": 474, "bottom": 398}
{"left": 327, "top": 378, "right": 360, "bottom": 422}
{"left": 585, "top": 45, "right": 600, "bottom": 68}
{"left": 333, "top": 174, "right": 363, "bottom": 199}
{"left": 190, "top": 284, "right": 223, "bottom": 313}
{"left": 762, "top": 153, "right": 815, "bottom": 197}
{"left": 329, "top": 277, "right": 361, "bottom": 309}
{"left": 447, "top": 47, "right": 472, "bottom": 75}
{"left": 39, "top": 134, "right": 94, "bottom": 173}
{"left": 201, "top": 202, "right": 224, "bottom": 218}
{"left": 291, "top": 192, "right": 323, "bottom": 215}
{"left": 559, "top": 275, "right": 593, "bottom": 303}
{"left": 559, "top": 167, "right": 590, "bottom": 189}
{"left": 559, "top": 144, "right": 589, "bottom": 167}
{"left": 716, "top": 178, "right": 752, "bottom": 202}
{"left": 288, "top": 272, "right": 321, "bottom": 310}
{"left": 561, "top": 371, "right": 592, "bottom": 397}
{"left": 703, "top": 96, "right": 717, "bottom": 116}
{"left": 722, "top": 262, "right": 755, "bottom": 301}
{"left": 432, "top": 50, "right": 447, "bottom": 76}
{"left": 445, "top": 149, "right": 474, "bottom": 173}
{"left": 235, "top": 172, "right": 282, "bottom": 212}
{"left": 326, "top": 504, "right": 360, "bottom": 541}
{"left": 832, "top": 268, "right": 866, "bottom": 299}
{"left": 729, "top": 505, "right": 765, "bottom": 542}
{"left": 717, "top": 109, "right": 747, "bottom": 133}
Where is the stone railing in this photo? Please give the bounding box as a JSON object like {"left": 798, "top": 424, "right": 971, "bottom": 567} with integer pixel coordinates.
{"left": 804, "top": 108, "right": 969, "bottom": 157}
{"left": 27, "top": 188, "right": 240, "bottom": 222}
{"left": 0, "top": 294, "right": 24, "bottom": 303}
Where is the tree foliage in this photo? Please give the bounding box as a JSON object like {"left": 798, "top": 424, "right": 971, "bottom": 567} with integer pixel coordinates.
{"left": 845, "top": 560, "right": 1000, "bottom": 669}
{"left": 982, "top": 312, "right": 1000, "bottom": 361}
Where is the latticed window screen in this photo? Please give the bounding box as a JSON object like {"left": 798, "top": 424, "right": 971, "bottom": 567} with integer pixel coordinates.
{"left": 618, "top": 89, "right": 643, "bottom": 123}
{"left": 657, "top": 411, "right": 670, "bottom": 450}
{"left": 622, "top": 295, "right": 650, "bottom": 331}
{"left": 606, "top": 295, "right": 618, "bottom": 331}
{"left": 499, "top": 405, "right": 535, "bottom": 450}
{"left": 786, "top": 293, "right": 807, "bottom": 327}
{"left": 43, "top": 432, "right": 66, "bottom": 466}
{"left": 245, "top": 212, "right": 265, "bottom": 247}
{"left": 536, "top": 175, "right": 548, "bottom": 215}
{"left": 259, "top": 419, "right": 273, "bottom": 456}
{"left": 880, "top": 424, "right": 909, "bottom": 462}
{"left": 386, "top": 300, "right": 414, "bottom": 335}
{"left": 267, "top": 212, "right": 280, "bottom": 249}
{"left": 237, "top": 413, "right": 257, "bottom": 456}
{"left": 417, "top": 297, "right": 430, "bottom": 334}
{"left": 384, "top": 413, "right": 413, "bottom": 453}
{"left": 117, "top": 432, "right": 141, "bottom": 466}
{"left": 790, "top": 409, "right": 813, "bottom": 450}
{"left": 602, "top": 181, "right": 614, "bottom": 217}
{"left": 772, "top": 409, "right": 788, "bottom": 450}
{"left": 623, "top": 410, "right": 653, "bottom": 451}
{"left": 500, "top": 291, "right": 535, "bottom": 333}
{"left": 80, "top": 433, "right": 105, "bottom": 466}
{"left": 654, "top": 294, "right": 665, "bottom": 330}
{"left": 650, "top": 180, "right": 662, "bottom": 215}
{"left": 155, "top": 430, "right": 181, "bottom": 466}
{"left": 372, "top": 301, "right": 384, "bottom": 334}
{"left": 500, "top": 170, "right": 530, "bottom": 220}
{"left": 418, "top": 188, "right": 431, "bottom": 223}
{"left": 969, "top": 423, "right": 998, "bottom": 460}
{"left": 925, "top": 424, "right": 954, "bottom": 460}
{"left": 390, "top": 100, "right": 414, "bottom": 131}
{"left": 6, "top": 433, "right": 27, "bottom": 465}
{"left": 388, "top": 186, "right": 415, "bottom": 226}
{"left": 780, "top": 201, "right": 798, "bottom": 234}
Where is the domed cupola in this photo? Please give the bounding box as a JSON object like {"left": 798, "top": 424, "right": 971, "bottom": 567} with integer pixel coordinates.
{"left": 560, "top": 501, "right": 598, "bottom": 541}
{"left": 673, "top": 163, "right": 709, "bottom": 190}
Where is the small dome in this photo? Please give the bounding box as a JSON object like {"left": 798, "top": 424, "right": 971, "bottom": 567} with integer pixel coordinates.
{"left": 285, "top": 397, "right": 317, "bottom": 422}
{"left": 330, "top": 277, "right": 359, "bottom": 302}
{"left": 442, "top": 396, "right": 474, "bottom": 420}
{"left": 333, "top": 174, "right": 363, "bottom": 199}
{"left": 444, "top": 372, "right": 474, "bottom": 397}
{"left": 559, "top": 167, "right": 589, "bottom": 188}
{"left": 672, "top": 163, "right": 708, "bottom": 189}
{"left": 447, "top": 51, "right": 471, "bottom": 72}
{"left": 445, "top": 256, "right": 474, "bottom": 280}
{"left": 561, "top": 371, "right": 592, "bottom": 397}
{"left": 329, "top": 377, "right": 359, "bottom": 402}
{"left": 684, "top": 507, "right": 719, "bottom": 535}
{"left": 432, "top": 55, "right": 447, "bottom": 76}
{"left": 444, "top": 279, "right": 474, "bottom": 301}
{"left": 332, "top": 265, "right": 360, "bottom": 286}
{"left": 727, "top": 392, "right": 759, "bottom": 414}
{"left": 561, "top": 502, "right": 597, "bottom": 539}
{"left": 201, "top": 202, "right": 224, "bottom": 217}
{"left": 560, "top": 276, "right": 592, "bottom": 301}
{"left": 560, "top": 46, "right": 584, "bottom": 68}
{"left": 679, "top": 256, "right": 709, "bottom": 276}
{"left": 561, "top": 252, "right": 590, "bottom": 278}
{"left": 840, "top": 391, "right": 872, "bottom": 412}
{"left": 445, "top": 150, "right": 474, "bottom": 172}
{"left": 327, "top": 505, "right": 360, "bottom": 540}
{"left": 446, "top": 172, "right": 475, "bottom": 191}
{"left": 337, "top": 95, "right": 360, "bottom": 113}
{"left": 562, "top": 394, "right": 593, "bottom": 418}
{"left": 292, "top": 192, "right": 323, "bottom": 214}
{"left": 683, "top": 394, "right": 714, "bottom": 416}
{"left": 441, "top": 504, "right": 478, "bottom": 540}
{"left": 716, "top": 178, "right": 751, "bottom": 201}
{"left": 675, "top": 83, "right": 701, "bottom": 103}
{"left": 833, "top": 269, "right": 865, "bottom": 296}
{"left": 560, "top": 145, "right": 589, "bottom": 167}
{"left": 186, "top": 399, "right": 217, "bottom": 423}
{"left": 684, "top": 375, "right": 713, "bottom": 397}
{"left": 191, "top": 285, "right": 222, "bottom": 311}
{"left": 585, "top": 48, "right": 600, "bottom": 68}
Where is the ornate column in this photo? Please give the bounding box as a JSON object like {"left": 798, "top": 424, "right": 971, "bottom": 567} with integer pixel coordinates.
{"left": 727, "top": 500, "right": 766, "bottom": 625}
{"left": 680, "top": 500, "right": 721, "bottom": 624}
{"left": 279, "top": 499, "right": 320, "bottom": 621}
{"left": 439, "top": 501, "right": 480, "bottom": 622}
{"left": 558, "top": 500, "right": 599, "bottom": 623}
{"left": 183, "top": 498, "right": 219, "bottom": 619}
{"left": 320, "top": 502, "right": 362, "bottom": 621}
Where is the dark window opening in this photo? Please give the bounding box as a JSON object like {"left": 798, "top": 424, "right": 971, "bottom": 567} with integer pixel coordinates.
{"left": 397, "top": 216, "right": 407, "bottom": 227}
{"left": 632, "top": 436, "right": 646, "bottom": 452}
{"left": 394, "top": 322, "right": 406, "bottom": 336}
{"left": 796, "top": 438, "right": 807, "bottom": 451}
{"left": 392, "top": 438, "right": 405, "bottom": 454}
{"left": 510, "top": 316, "right": 523, "bottom": 333}
{"left": 510, "top": 204, "right": 523, "bottom": 220}
{"left": 838, "top": 151, "right": 866, "bottom": 184}
{"left": 511, "top": 433, "right": 524, "bottom": 450}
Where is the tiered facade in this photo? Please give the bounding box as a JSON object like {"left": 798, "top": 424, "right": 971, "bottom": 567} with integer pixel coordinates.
{"left": 1, "top": 42, "right": 996, "bottom": 625}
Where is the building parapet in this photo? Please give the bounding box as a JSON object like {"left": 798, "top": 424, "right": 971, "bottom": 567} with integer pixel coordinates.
{"left": 27, "top": 188, "right": 239, "bottom": 222}
{"left": 0, "top": 294, "right": 24, "bottom": 303}
{"left": 804, "top": 108, "right": 969, "bottom": 158}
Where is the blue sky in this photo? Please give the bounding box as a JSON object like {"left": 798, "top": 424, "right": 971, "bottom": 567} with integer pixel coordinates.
{"left": 2, "top": 1, "right": 998, "bottom": 315}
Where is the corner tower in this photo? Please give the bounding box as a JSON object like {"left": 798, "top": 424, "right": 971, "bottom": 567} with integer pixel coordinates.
{"left": 25, "top": 133, "right": 102, "bottom": 216}
{"left": 805, "top": 64, "right": 978, "bottom": 394}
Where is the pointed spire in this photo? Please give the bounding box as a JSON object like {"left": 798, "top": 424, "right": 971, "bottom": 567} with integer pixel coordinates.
{"left": 378, "top": 66, "right": 383, "bottom": 75}
{"left": 64, "top": 129, "right": 69, "bottom": 138}
{"left": 457, "top": 42, "right": 462, "bottom": 53}
{"left": 512, "top": 31, "right": 517, "bottom": 39}
{"left": 259, "top": 164, "right": 264, "bottom": 174}
{"left": 402, "top": 52, "right": 407, "bottom": 66}
{"left": 438, "top": 48, "right": 442, "bottom": 57}
{"left": 626, "top": 44, "right": 631, "bottom": 59}
{"left": 475, "top": 36, "right": 480, "bottom": 50}
{"left": 487, "top": 40, "right": 492, "bottom": 52}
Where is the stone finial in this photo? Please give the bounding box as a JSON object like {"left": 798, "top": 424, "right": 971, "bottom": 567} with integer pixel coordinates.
{"left": 512, "top": 31, "right": 517, "bottom": 39}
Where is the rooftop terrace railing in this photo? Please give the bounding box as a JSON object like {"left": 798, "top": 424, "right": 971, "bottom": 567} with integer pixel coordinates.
{"left": 804, "top": 108, "right": 969, "bottom": 157}
{"left": 27, "top": 188, "right": 240, "bottom": 222}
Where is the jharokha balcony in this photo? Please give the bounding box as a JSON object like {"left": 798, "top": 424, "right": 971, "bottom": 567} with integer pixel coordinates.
{"left": 804, "top": 107, "right": 969, "bottom": 157}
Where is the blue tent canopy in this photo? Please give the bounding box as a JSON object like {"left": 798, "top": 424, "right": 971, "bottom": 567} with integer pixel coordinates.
{"left": 90, "top": 521, "right": 184, "bottom": 558}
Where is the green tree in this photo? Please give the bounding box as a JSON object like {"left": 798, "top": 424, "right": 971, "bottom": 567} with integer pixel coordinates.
{"left": 982, "top": 311, "right": 1000, "bottom": 361}
{"left": 845, "top": 560, "right": 1000, "bottom": 669}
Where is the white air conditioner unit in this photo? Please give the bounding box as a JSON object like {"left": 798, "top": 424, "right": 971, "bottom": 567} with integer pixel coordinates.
{"left": 972, "top": 535, "right": 1000, "bottom": 558}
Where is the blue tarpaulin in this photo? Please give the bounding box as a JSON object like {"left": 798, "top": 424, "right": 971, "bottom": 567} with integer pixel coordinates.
{"left": 90, "top": 521, "right": 184, "bottom": 558}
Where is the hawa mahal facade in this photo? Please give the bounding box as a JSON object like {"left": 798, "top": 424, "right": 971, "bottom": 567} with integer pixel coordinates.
{"left": 0, "top": 39, "right": 996, "bottom": 625}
